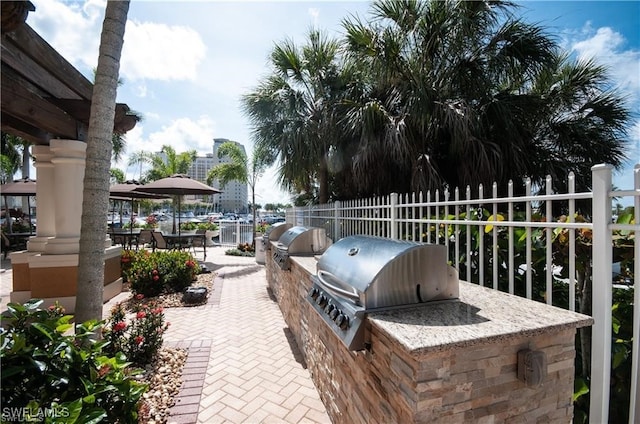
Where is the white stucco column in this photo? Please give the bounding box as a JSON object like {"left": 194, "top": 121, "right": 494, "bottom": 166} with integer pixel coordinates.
{"left": 44, "top": 139, "right": 86, "bottom": 255}
{"left": 27, "top": 146, "right": 56, "bottom": 252}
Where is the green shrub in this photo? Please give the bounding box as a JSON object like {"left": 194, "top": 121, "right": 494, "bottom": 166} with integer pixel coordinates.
{"left": 121, "top": 250, "right": 200, "bottom": 297}
{"left": 225, "top": 248, "right": 255, "bottom": 257}
{"left": 196, "top": 222, "right": 218, "bottom": 231}
{"left": 103, "top": 298, "right": 169, "bottom": 367}
{"left": 0, "top": 300, "right": 146, "bottom": 423}
{"left": 179, "top": 221, "right": 197, "bottom": 231}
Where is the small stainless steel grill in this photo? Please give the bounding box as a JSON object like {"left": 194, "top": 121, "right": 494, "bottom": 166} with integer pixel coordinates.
{"left": 262, "top": 222, "right": 292, "bottom": 251}
{"left": 273, "top": 226, "right": 332, "bottom": 270}
{"left": 307, "top": 235, "right": 459, "bottom": 350}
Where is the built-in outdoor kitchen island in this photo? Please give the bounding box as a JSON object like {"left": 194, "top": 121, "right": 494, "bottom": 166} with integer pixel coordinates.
{"left": 265, "top": 231, "right": 593, "bottom": 423}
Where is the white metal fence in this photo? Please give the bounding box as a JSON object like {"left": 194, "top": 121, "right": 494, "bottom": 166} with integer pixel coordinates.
{"left": 215, "top": 220, "right": 254, "bottom": 248}
{"left": 286, "top": 164, "right": 639, "bottom": 424}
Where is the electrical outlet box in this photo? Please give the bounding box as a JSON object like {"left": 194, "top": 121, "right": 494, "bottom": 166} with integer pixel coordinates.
{"left": 517, "top": 349, "right": 547, "bottom": 387}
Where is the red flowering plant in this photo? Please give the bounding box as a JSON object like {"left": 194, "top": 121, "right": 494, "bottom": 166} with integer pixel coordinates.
{"left": 103, "top": 298, "right": 170, "bottom": 366}
{"left": 120, "top": 249, "right": 138, "bottom": 280}
{"left": 121, "top": 250, "right": 200, "bottom": 297}
{"left": 143, "top": 214, "right": 158, "bottom": 229}
{"left": 155, "top": 250, "right": 200, "bottom": 292}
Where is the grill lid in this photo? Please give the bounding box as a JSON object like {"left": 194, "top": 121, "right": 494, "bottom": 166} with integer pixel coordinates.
{"left": 264, "top": 222, "right": 292, "bottom": 250}
{"left": 276, "top": 226, "right": 332, "bottom": 254}
{"left": 316, "top": 235, "right": 458, "bottom": 309}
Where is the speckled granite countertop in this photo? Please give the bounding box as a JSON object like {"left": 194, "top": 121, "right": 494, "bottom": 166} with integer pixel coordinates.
{"left": 289, "top": 255, "right": 593, "bottom": 355}
{"left": 290, "top": 255, "right": 319, "bottom": 275}
{"left": 369, "top": 282, "right": 593, "bottom": 354}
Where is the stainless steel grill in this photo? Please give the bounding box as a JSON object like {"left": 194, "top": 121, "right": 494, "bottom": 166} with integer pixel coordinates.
{"left": 262, "top": 222, "right": 292, "bottom": 251}
{"left": 273, "top": 226, "right": 332, "bottom": 270}
{"left": 307, "top": 235, "right": 459, "bottom": 350}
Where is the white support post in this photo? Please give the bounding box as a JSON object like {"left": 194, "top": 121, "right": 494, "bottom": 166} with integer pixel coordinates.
{"left": 568, "top": 172, "right": 576, "bottom": 311}
{"left": 589, "top": 164, "right": 613, "bottom": 424}
{"left": 525, "top": 178, "right": 532, "bottom": 299}
{"left": 630, "top": 164, "right": 640, "bottom": 424}
{"left": 44, "top": 139, "right": 86, "bottom": 255}
{"left": 390, "top": 193, "right": 398, "bottom": 240}
{"left": 545, "top": 175, "right": 553, "bottom": 305}
{"left": 334, "top": 200, "right": 341, "bottom": 242}
{"left": 235, "top": 220, "right": 241, "bottom": 246}
{"left": 28, "top": 146, "right": 56, "bottom": 252}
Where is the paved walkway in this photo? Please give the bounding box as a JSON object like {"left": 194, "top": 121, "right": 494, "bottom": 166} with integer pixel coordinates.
{"left": 0, "top": 247, "right": 331, "bottom": 424}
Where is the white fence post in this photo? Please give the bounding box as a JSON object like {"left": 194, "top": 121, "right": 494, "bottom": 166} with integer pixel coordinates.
{"left": 334, "top": 200, "right": 341, "bottom": 241}
{"left": 235, "top": 220, "right": 241, "bottom": 246}
{"left": 630, "top": 164, "right": 640, "bottom": 424}
{"left": 589, "top": 164, "right": 613, "bottom": 424}
{"left": 390, "top": 193, "right": 398, "bottom": 240}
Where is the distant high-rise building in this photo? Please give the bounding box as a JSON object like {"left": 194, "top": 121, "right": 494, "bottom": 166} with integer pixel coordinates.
{"left": 189, "top": 153, "right": 215, "bottom": 183}
{"left": 212, "top": 138, "right": 248, "bottom": 213}
{"left": 186, "top": 138, "right": 248, "bottom": 213}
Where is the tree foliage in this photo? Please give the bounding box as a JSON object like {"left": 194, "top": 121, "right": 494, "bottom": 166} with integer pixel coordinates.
{"left": 242, "top": 0, "right": 631, "bottom": 203}
{"left": 145, "top": 145, "right": 196, "bottom": 181}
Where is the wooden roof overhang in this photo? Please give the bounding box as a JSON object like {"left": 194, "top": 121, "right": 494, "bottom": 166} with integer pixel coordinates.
{"left": 1, "top": 1, "right": 137, "bottom": 145}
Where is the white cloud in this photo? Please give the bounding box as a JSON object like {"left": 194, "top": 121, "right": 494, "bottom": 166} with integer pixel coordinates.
{"left": 27, "top": 0, "right": 104, "bottom": 72}
{"left": 146, "top": 116, "right": 216, "bottom": 155}
{"left": 115, "top": 116, "right": 218, "bottom": 178}
{"left": 121, "top": 20, "right": 206, "bottom": 82}
{"left": 570, "top": 26, "right": 640, "bottom": 103}
{"left": 308, "top": 7, "right": 320, "bottom": 27}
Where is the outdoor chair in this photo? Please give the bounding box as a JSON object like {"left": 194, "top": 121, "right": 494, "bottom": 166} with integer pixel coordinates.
{"left": 137, "top": 229, "right": 153, "bottom": 250}
{"left": 151, "top": 231, "right": 190, "bottom": 251}
{"left": 151, "top": 231, "right": 170, "bottom": 251}
{"left": 190, "top": 229, "right": 206, "bottom": 254}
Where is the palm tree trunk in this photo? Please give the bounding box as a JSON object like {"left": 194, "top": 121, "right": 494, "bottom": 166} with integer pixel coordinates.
{"left": 75, "top": 0, "right": 130, "bottom": 325}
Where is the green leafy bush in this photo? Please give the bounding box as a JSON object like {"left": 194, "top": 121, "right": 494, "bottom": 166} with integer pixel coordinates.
{"left": 179, "top": 221, "right": 197, "bottom": 231}
{"left": 0, "top": 300, "right": 146, "bottom": 423}
{"left": 225, "top": 248, "right": 255, "bottom": 257}
{"left": 103, "top": 297, "right": 170, "bottom": 366}
{"left": 196, "top": 222, "right": 218, "bottom": 231}
{"left": 121, "top": 250, "right": 200, "bottom": 297}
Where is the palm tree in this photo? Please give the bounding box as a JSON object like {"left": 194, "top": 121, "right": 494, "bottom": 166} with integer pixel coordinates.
{"left": 145, "top": 145, "right": 196, "bottom": 181}
{"left": 76, "top": 0, "right": 130, "bottom": 324}
{"left": 111, "top": 109, "right": 142, "bottom": 163}
{"left": 127, "top": 149, "right": 152, "bottom": 181}
{"left": 144, "top": 145, "right": 196, "bottom": 231}
{"left": 1, "top": 133, "right": 24, "bottom": 184}
{"left": 207, "top": 141, "right": 270, "bottom": 239}
{"left": 340, "top": 0, "right": 630, "bottom": 196}
{"left": 242, "top": 29, "right": 351, "bottom": 204}
{"left": 110, "top": 168, "right": 126, "bottom": 184}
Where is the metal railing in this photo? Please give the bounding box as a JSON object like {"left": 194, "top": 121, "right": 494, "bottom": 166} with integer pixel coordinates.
{"left": 215, "top": 220, "right": 254, "bottom": 247}
{"left": 286, "top": 164, "right": 639, "bottom": 424}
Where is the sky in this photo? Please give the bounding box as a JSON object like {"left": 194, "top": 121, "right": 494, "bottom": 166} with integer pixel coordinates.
{"left": 25, "top": 0, "right": 640, "bottom": 207}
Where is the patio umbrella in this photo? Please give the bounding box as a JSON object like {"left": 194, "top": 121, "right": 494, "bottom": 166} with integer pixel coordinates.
{"left": 137, "top": 174, "right": 222, "bottom": 235}
{"left": 109, "top": 180, "right": 169, "bottom": 236}
{"left": 1, "top": 178, "right": 36, "bottom": 233}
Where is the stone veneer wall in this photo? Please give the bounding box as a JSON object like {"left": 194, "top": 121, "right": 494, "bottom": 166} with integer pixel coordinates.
{"left": 266, "top": 254, "right": 578, "bottom": 423}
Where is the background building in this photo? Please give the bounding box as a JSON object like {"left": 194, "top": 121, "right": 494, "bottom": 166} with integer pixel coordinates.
{"left": 187, "top": 138, "right": 248, "bottom": 213}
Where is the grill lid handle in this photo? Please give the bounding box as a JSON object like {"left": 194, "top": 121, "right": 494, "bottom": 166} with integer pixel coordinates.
{"left": 316, "top": 270, "right": 361, "bottom": 305}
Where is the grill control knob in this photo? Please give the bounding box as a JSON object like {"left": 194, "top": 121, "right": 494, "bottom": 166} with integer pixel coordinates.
{"left": 329, "top": 308, "right": 339, "bottom": 320}
{"left": 335, "top": 314, "right": 348, "bottom": 329}
{"left": 317, "top": 296, "right": 328, "bottom": 307}
{"left": 324, "top": 303, "right": 335, "bottom": 314}
{"left": 309, "top": 288, "right": 319, "bottom": 299}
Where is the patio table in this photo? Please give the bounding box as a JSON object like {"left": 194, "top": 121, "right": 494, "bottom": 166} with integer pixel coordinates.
{"left": 163, "top": 233, "right": 207, "bottom": 259}
{"left": 110, "top": 229, "right": 141, "bottom": 249}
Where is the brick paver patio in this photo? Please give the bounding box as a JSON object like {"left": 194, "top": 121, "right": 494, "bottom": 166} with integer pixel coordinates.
{"left": 161, "top": 248, "right": 330, "bottom": 423}
{"left": 0, "top": 247, "right": 330, "bottom": 424}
